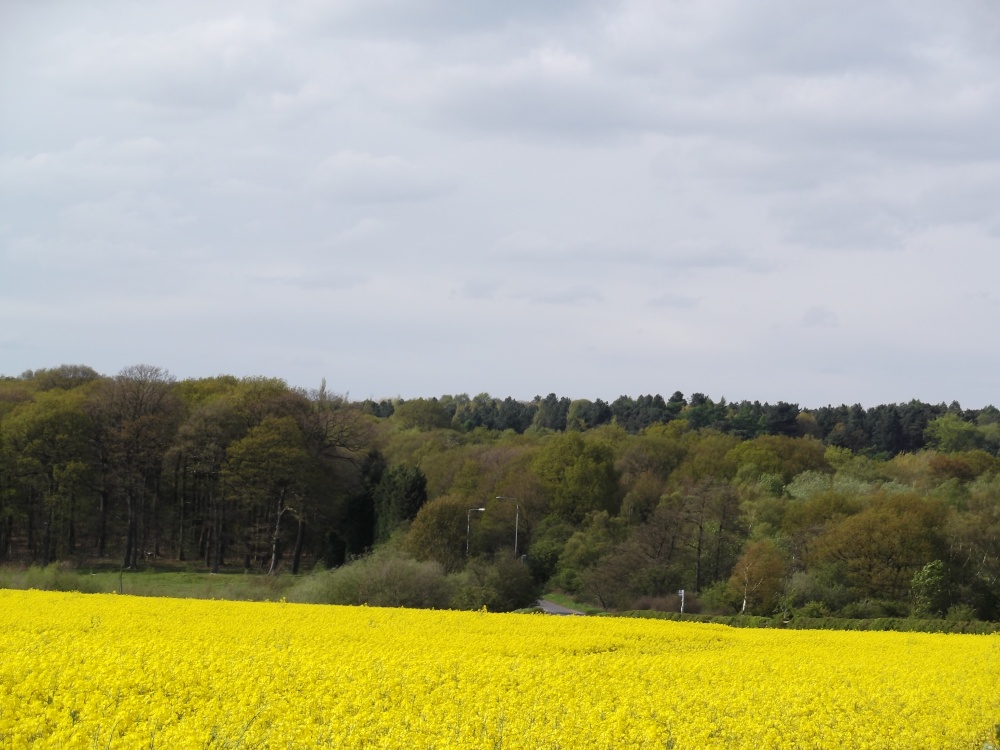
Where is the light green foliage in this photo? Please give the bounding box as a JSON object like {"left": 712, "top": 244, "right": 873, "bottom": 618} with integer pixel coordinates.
{"left": 785, "top": 470, "right": 878, "bottom": 500}
{"left": 910, "top": 560, "right": 946, "bottom": 618}
{"left": 925, "top": 413, "right": 983, "bottom": 453}
{"left": 532, "top": 433, "right": 620, "bottom": 522}
{"left": 727, "top": 435, "right": 829, "bottom": 485}
{"left": 291, "top": 548, "right": 453, "bottom": 608}
{"left": 225, "top": 416, "right": 311, "bottom": 501}
{"left": 392, "top": 398, "right": 452, "bottom": 431}
{"left": 403, "top": 494, "right": 470, "bottom": 573}
{"left": 671, "top": 431, "right": 739, "bottom": 483}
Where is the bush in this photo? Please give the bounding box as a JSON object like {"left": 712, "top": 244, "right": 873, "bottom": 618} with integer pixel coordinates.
{"left": 451, "top": 554, "right": 539, "bottom": 612}
{"left": 795, "top": 600, "right": 830, "bottom": 618}
{"left": 945, "top": 603, "right": 978, "bottom": 622}
{"left": 287, "top": 550, "right": 453, "bottom": 609}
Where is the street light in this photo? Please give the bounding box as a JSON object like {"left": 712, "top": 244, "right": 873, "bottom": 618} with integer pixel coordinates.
{"left": 466, "top": 507, "right": 485, "bottom": 556}
{"left": 495, "top": 496, "right": 520, "bottom": 557}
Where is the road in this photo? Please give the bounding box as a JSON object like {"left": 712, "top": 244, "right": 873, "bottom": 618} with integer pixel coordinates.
{"left": 536, "top": 599, "right": 586, "bottom": 616}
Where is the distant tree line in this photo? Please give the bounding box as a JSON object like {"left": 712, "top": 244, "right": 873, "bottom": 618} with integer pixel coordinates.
{"left": 4, "top": 364, "right": 1000, "bottom": 617}
{"left": 364, "top": 391, "right": 1000, "bottom": 458}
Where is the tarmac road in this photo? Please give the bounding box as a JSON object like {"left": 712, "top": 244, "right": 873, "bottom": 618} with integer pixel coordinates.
{"left": 536, "top": 599, "right": 586, "bottom": 615}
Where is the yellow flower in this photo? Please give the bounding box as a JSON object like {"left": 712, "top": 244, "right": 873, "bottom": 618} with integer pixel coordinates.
{"left": 0, "top": 589, "right": 998, "bottom": 748}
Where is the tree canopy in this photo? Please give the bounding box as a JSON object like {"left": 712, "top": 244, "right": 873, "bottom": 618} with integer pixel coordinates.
{"left": 2, "top": 363, "right": 1000, "bottom": 617}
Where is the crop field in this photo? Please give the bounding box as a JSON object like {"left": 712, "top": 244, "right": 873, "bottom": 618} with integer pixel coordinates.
{"left": 1, "top": 590, "right": 999, "bottom": 749}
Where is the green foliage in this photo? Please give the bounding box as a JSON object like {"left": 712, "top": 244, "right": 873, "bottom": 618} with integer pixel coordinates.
{"left": 671, "top": 431, "right": 739, "bottom": 483}
{"left": 532, "top": 433, "right": 620, "bottom": 522}
{"left": 392, "top": 398, "right": 452, "bottom": 431}
{"left": 616, "top": 610, "right": 1000, "bottom": 633}
{"left": 727, "top": 435, "right": 829, "bottom": 485}
{"left": 910, "top": 559, "right": 947, "bottom": 618}
{"left": 373, "top": 466, "right": 428, "bottom": 543}
{"left": 727, "top": 539, "right": 787, "bottom": 615}
{"left": 6, "top": 363, "right": 1000, "bottom": 622}
{"left": 944, "top": 603, "right": 978, "bottom": 622}
{"left": 289, "top": 548, "right": 453, "bottom": 609}
{"left": 553, "top": 512, "right": 627, "bottom": 594}
{"left": 524, "top": 516, "right": 575, "bottom": 583}
{"left": 402, "top": 494, "right": 470, "bottom": 573}
{"left": 814, "top": 493, "right": 946, "bottom": 601}
{"left": 925, "top": 413, "right": 983, "bottom": 453}
{"left": 452, "top": 554, "right": 539, "bottom": 612}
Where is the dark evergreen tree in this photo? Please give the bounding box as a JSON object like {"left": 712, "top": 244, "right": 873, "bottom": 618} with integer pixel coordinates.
{"left": 761, "top": 401, "right": 800, "bottom": 437}
{"left": 533, "top": 393, "right": 571, "bottom": 431}
{"left": 373, "top": 465, "right": 428, "bottom": 543}
{"left": 496, "top": 397, "right": 535, "bottom": 433}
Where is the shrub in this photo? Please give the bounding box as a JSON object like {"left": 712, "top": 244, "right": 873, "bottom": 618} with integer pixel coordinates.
{"left": 451, "top": 554, "right": 539, "bottom": 612}
{"left": 287, "top": 550, "right": 453, "bottom": 609}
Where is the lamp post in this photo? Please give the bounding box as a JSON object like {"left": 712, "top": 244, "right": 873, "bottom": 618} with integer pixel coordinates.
{"left": 467, "top": 507, "right": 485, "bottom": 556}
{"left": 495, "top": 496, "right": 520, "bottom": 557}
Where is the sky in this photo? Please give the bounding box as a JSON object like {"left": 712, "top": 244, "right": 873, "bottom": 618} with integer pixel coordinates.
{"left": 1, "top": 0, "right": 999, "bottom": 408}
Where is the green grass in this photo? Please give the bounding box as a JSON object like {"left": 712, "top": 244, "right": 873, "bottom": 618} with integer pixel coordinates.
{"left": 0, "top": 564, "right": 297, "bottom": 601}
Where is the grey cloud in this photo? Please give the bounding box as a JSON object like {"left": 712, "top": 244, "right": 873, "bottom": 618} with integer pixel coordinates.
{"left": 49, "top": 14, "right": 297, "bottom": 111}
{"left": 776, "top": 191, "right": 909, "bottom": 251}
{"left": 489, "top": 234, "right": 770, "bottom": 274}
{"left": 326, "top": 218, "right": 387, "bottom": 245}
{"left": 276, "top": 272, "right": 368, "bottom": 292}
{"left": 292, "top": 0, "right": 594, "bottom": 39}
{"left": 802, "top": 306, "right": 838, "bottom": 328}
{"left": 311, "top": 150, "right": 455, "bottom": 203}
{"left": 459, "top": 279, "right": 503, "bottom": 300}
{"left": 910, "top": 166, "right": 1000, "bottom": 234}
{"left": 4, "top": 0, "right": 1000, "bottom": 407}
{"left": 0, "top": 138, "right": 166, "bottom": 199}
{"left": 432, "top": 70, "right": 656, "bottom": 140}
{"left": 517, "top": 285, "right": 602, "bottom": 305}
{"left": 648, "top": 294, "right": 699, "bottom": 309}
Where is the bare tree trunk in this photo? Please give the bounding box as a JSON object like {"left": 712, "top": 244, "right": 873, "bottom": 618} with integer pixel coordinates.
{"left": 27, "top": 495, "right": 36, "bottom": 561}
{"left": 68, "top": 494, "right": 76, "bottom": 554}
{"left": 41, "top": 507, "right": 53, "bottom": 567}
{"left": 694, "top": 520, "right": 704, "bottom": 592}
{"left": 97, "top": 488, "right": 110, "bottom": 557}
{"left": 122, "top": 495, "right": 136, "bottom": 569}
{"left": 177, "top": 487, "right": 186, "bottom": 562}
{"left": 212, "top": 488, "right": 223, "bottom": 574}
{"left": 243, "top": 517, "right": 252, "bottom": 572}
{"left": 175, "top": 456, "right": 185, "bottom": 561}
{"left": 268, "top": 487, "right": 286, "bottom": 575}
{"left": 204, "top": 521, "right": 212, "bottom": 568}
{"left": 291, "top": 516, "right": 305, "bottom": 575}
{"left": 151, "top": 475, "right": 160, "bottom": 560}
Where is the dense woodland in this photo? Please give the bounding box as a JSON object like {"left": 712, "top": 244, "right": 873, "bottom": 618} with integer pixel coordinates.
{"left": 3, "top": 364, "right": 1000, "bottom": 617}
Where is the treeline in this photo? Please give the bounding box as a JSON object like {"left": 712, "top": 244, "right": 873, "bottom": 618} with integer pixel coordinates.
{"left": 366, "top": 392, "right": 1000, "bottom": 457}
{"left": 2, "top": 364, "right": 1000, "bottom": 618}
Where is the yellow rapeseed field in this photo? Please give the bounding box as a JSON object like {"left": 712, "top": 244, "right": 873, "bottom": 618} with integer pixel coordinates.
{"left": 1, "top": 589, "right": 998, "bottom": 749}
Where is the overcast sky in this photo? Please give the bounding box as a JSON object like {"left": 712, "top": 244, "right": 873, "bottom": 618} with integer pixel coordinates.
{"left": 2, "top": 1, "right": 999, "bottom": 408}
